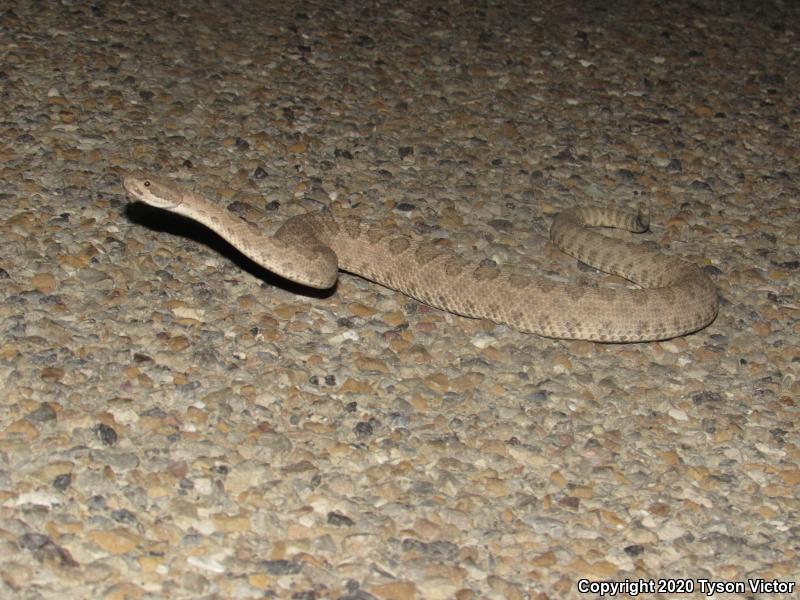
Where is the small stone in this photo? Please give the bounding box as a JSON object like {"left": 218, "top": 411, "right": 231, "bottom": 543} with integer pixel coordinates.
{"left": 355, "top": 355, "right": 390, "bottom": 373}
{"left": 416, "top": 578, "right": 459, "bottom": 600}
{"left": 327, "top": 511, "right": 355, "bottom": 527}
{"left": 104, "top": 583, "right": 145, "bottom": 600}
{"left": 551, "top": 353, "right": 573, "bottom": 372}
{"left": 212, "top": 513, "right": 251, "bottom": 532}
{"left": 40, "top": 367, "right": 64, "bottom": 383}
{"left": 348, "top": 302, "right": 377, "bottom": 317}
{"left": 53, "top": 473, "right": 72, "bottom": 491}
{"left": 567, "top": 340, "right": 594, "bottom": 356}
{"left": 3, "top": 419, "right": 39, "bottom": 439}
{"left": 139, "top": 554, "right": 165, "bottom": 573}
{"left": 247, "top": 573, "right": 273, "bottom": 589}
{"left": 262, "top": 559, "right": 301, "bottom": 575}
{"left": 94, "top": 423, "right": 118, "bottom": 446}
{"left": 424, "top": 373, "right": 449, "bottom": 392}
{"left": 531, "top": 551, "right": 557, "bottom": 567}
{"left": 30, "top": 273, "right": 56, "bottom": 294}
{"left": 339, "top": 378, "right": 373, "bottom": 394}
{"left": 368, "top": 581, "right": 417, "bottom": 600}
{"left": 88, "top": 528, "right": 142, "bottom": 554}
{"left": 656, "top": 522, "right": 686, "bottom": 541}
{"left": 354, "top": 421, "right": 373, "bottom": 438}
{"left": 168, "top": 336, "right": 191, "bottom": 351}
{"left": 27, "top": 403, "right": 57, "bottom": 421}
{"left": 691, "top": 104, "right": 714, "bottom": 117}
{"left": 19, "top": 533, "right": 77, "bottom": 567}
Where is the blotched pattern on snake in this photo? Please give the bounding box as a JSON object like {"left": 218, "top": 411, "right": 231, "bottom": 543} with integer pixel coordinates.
{"left": 123, "top": 173, "right": 718, "bottom": 342}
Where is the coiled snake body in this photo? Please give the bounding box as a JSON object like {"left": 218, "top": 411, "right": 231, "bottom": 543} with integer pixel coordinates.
{"left": 123, "top": 173, "right": 717, "bottom": 342}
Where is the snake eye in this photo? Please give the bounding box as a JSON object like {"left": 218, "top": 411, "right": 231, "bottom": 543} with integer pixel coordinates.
{"left": 144, "top": 180, "right": 151, "bottom": 187}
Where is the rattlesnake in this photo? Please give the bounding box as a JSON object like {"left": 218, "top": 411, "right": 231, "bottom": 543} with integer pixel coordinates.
{"left": 122, "top": 172, "right": 718, "bottom": 342}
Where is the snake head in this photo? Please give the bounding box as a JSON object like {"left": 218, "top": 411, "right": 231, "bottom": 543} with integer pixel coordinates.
{"left": 122, "top": 173, "right": 184, "bottom": 209}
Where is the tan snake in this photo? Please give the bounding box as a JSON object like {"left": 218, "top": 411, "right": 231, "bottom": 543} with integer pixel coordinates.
{"left": 122, "top": 173, "right": 718, "bottom": 342}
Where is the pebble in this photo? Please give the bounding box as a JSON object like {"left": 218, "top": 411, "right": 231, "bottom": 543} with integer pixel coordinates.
{"left": 0, "top": 0, "right": 797, "bottom": 598}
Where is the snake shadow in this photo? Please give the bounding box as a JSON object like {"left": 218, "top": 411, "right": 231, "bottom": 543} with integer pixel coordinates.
{"left": 125, "top": 201, "right": 336, "bottom": 300}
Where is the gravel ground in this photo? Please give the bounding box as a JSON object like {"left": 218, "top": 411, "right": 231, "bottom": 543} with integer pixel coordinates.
{"left": 1, "top": 1, "right": 798, "bottom": 598}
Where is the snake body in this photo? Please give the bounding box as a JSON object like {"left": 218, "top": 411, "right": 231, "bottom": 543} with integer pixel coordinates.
{"left": 123, "top": 173, "right": 717, "bottom": 342}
